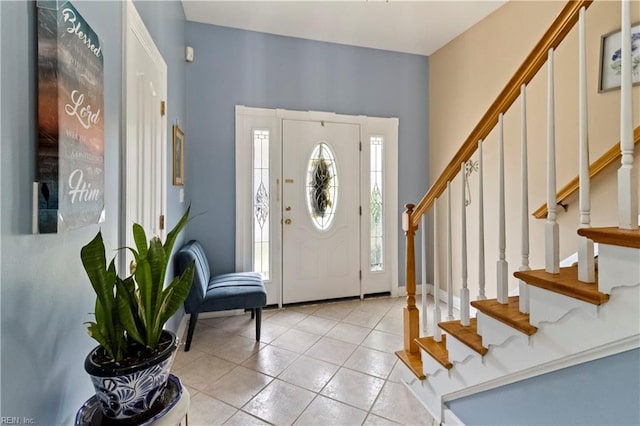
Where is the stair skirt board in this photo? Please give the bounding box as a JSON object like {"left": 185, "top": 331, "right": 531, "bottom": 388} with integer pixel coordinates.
{"left": 399, "top": 283, "right": 640, "bottom": 423}
{"left": 400, "top": 226, "right": 640, "bottom": 424}
{"left": 402, "top": 334, "right": 640, "bottom": 425}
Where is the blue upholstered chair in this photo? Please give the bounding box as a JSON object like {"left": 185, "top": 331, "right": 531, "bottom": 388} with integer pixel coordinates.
{"left": 175, "top": 240, "right": 267, "bottom": 351}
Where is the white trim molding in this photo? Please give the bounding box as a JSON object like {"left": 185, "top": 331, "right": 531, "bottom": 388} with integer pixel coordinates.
{"left": 235, "top": 106, "right": 399, "bottom": 306}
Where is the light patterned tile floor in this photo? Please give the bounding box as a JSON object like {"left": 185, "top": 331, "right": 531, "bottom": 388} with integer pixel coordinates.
{"left": 173, "top": 295, "right": 441, "bottom": 426}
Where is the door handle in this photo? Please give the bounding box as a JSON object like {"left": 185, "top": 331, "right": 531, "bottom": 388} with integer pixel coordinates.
{"left": 284, "top": 218, "right": 292, "bottom": 225}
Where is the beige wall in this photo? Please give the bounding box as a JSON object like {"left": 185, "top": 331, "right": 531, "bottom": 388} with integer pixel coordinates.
{"left": 428, "top": 0, "right": 640, "bottom": 299}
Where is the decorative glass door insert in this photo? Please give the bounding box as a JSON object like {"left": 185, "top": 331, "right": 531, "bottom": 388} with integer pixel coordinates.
{"left": 306, "top": 142, "right": 338, "bottom": 231}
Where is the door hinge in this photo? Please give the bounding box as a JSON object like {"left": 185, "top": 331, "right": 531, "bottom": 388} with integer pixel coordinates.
{"left": 359, "top": 141, "right": 362, "bottom": 152}
{"left": 160, "top": 101, "right": 166, "bottom": 117}
{"left": 359, "top": 206, "right": 362, "bottom": 216}
{"left": 359, "top": 270, "right": 362, "bottom": 280}
{"left": 159, "top": 214, "right": 165, "bottom": 230}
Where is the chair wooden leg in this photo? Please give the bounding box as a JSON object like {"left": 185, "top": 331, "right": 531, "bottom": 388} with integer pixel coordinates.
{"left": 255, "top": 308, "right": 262, "bottom": 341}
{"left": 185, "top": 312, "right": 199, "bottom": 352}
{"left": 251, "top": 308, "right": 255, "bottom": 320}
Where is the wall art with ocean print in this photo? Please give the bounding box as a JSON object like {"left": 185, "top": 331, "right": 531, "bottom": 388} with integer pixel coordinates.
{"left": 36, "top": 0, "right": 104, "bottom": 233}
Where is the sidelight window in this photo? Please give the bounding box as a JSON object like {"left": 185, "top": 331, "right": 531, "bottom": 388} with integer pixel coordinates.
{"left": 370, "top": 136, "right": 384, "bottom": 271}
{"left": 253, "top": 129, "right": 270, "bottom": 279}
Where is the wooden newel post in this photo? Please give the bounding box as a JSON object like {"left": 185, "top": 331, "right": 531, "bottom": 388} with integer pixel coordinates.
{"left": 403, "top": 203, "right": 419, "bottom": 353}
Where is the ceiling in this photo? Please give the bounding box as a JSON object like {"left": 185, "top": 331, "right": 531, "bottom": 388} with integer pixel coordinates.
{"left": 181, "top": 1, "right": 507, "bottom": 56}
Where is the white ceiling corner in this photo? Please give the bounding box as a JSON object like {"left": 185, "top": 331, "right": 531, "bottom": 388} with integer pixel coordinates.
{"left": 181, "top": 1, "right": 507, "bottom": 56}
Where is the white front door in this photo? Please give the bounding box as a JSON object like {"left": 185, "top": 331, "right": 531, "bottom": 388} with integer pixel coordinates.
{"left": 124, "top": 2, "right": 167, "bottom": 251}
{"left": 281, "top": 119, "right": 361, "bottom": 304}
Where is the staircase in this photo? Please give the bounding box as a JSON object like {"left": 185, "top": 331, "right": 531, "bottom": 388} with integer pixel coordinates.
{"left": 394, "top": 1, "right": 640, "bottom": 424}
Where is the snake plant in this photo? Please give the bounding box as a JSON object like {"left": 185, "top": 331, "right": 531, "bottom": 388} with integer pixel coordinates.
{"left": 81, "top": 207, "right": 195, "bottom": 363}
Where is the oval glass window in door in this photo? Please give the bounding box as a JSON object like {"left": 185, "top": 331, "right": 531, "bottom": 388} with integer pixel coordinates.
{"left": 306, "top": 142, "right": 338, "bottom": 230}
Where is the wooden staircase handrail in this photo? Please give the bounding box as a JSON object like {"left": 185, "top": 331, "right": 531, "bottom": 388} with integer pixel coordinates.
{"left": 532, "top": 126, "right": 640, "bottom": 218}
{"left": 410, "top": 0, "right": 593, "bottom": 228}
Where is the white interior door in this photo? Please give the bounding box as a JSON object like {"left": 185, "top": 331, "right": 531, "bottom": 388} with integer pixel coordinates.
{"left": 124, "top": 1, "right": 167, "bottom": 252}
{"left": 282, "top": 119, "right": 360, "bottom": 304}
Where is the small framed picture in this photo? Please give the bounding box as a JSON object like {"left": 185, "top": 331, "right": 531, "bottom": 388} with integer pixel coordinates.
{"left": 598, "top": 23, "right": 640, "bottom": 92}
{"left": 172, "top": 125, "right": 185, "bottom": 186}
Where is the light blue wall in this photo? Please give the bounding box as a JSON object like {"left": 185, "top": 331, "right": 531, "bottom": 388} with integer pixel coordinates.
{"left": 184, "top": 23, "right": 429, "bottom": 285}
{"left": 448, "top": 348, "right": 640, "bottom": 425}
{"left": 0, "top": 1, "right": 186, "bottom": 422}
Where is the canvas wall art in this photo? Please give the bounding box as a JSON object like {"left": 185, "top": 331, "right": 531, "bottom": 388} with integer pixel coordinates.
{"left": 37, "top": 0, "right": 104, "bottom": 233}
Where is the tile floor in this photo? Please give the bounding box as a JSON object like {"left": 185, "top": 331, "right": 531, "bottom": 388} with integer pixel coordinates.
{"left": 172, "top": 296, "right": 439, "bottom": 426}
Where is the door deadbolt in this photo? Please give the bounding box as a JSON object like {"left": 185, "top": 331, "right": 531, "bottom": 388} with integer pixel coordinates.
{"left": 285, "top": 206, "right": 291, "bottom": 211}
{"left": 284, "top": 218, "right": 292, "bottom": 225}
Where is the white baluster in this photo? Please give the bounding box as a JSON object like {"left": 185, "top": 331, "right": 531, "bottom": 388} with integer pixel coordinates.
{"left": 497, "top": 113, "right": 509, "bottom": 304}
{"left": 433, "top": 198, "right": 442, "bottom": 342}
{"left": 519, "top": 85, "right": 531, "bottom": 314}
{"left": 578, "top": 7, "right": 595, "bottom": 283}
{"left": 478, "top": 140, "right": 486, "bottom": 300}
{"left": 447, "top": 181, "right": 454, "bottom": 320}
{"left": 546, "top": 49, "right": 560, "bottom": 274}
{"left": 618, "top": 0, "right": 638, "bottom": 230}
{"left": 461, "top": 163, "right": 470, "bottom": 326}
{"left": 421, "top": 215, "right": 428, "bottom": 333}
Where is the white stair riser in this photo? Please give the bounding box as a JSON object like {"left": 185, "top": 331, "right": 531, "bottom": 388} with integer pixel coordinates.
{"left": 421, "top": 350, "right": 448, "bottom": 376}
{"left": 446, "top": 332, "right": 483, "bottom": 363}
{"left": 598, "top": 245, "right": 640, "bottom": 293}
{"left": 477, "top": 312, "right": 527, "bottom": 347}
{"left": 528, "top": 285, "right": 599, "bottom": 326}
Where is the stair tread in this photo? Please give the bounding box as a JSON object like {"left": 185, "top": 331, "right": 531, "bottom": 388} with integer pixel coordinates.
{"left": 439, "top": 318, "right": 488, "bottom": 355}
{"left": 515, "top": 266, "right": 609, "bottom": 305}
{"left": 471, "top": 297, "right": 537, "bottom": 335}
{"left": 395, "top": 349, "right": 426, "bottom": 380}
{"left": 415, "top": 335, "right": 453, "bottom": 369}
{"left": 577, "top": 226, "right": 640, "bottom": 249}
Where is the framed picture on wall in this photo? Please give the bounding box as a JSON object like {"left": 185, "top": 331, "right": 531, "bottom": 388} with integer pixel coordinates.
{"left": 598, "top": 23, "right": 640, "bottom": 92}
{"left": 173, "top": 125, "right": 185, "bottom": 186}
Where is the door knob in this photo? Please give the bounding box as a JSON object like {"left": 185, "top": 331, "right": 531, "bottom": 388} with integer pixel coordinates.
{"left": 284, "top": 218, "right": 292, "bottom": 225}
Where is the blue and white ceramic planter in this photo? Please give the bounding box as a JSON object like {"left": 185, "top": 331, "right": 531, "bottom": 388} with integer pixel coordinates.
{"left": 84, "top": 330, "right": 179, "bottom": 421}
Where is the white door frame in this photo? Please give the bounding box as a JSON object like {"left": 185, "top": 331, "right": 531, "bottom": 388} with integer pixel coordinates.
{"left": 122, "top": 1, "right": 167, "bottom": 258}
{"left": 236, "top": 106, "right": 399, "bottom": 307}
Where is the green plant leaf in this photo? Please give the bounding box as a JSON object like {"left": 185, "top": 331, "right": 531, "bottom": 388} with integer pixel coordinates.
{"left": 116, "top": 278, "right": 145, "bottom": 346}
{"left": 147, "top": 236, "right": 166, "bottom": 317}
{"left": 134, "top": 256, "right": 153, "bottom": 337}
{"left": 132, "top": 223, "right": 149, "bottom": 259}
{"left": 156, "top": 261, "right": 195, "bottom": 335}
{"left": 86, "top": 322, "right": 114, "bottom": 360}
{"left": 81, "top": 233, "right": 115, "bottom": 317}
{"left": 81, "top": 233, "right": 123, "bottom": 359}
{"left": 163, "top": 205, "right": 191, "bottom": 260}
